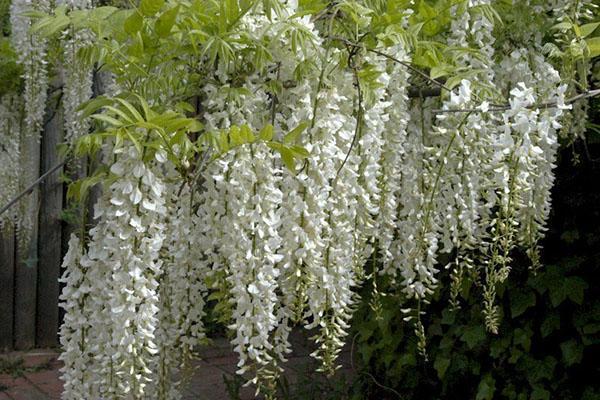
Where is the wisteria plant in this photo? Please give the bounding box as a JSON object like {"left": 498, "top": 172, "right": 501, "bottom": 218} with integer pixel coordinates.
{"left": 1, "top": 0, "right": 599, "bottom": 399}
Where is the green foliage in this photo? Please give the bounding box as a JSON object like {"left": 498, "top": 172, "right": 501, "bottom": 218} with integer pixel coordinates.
{"left": 0, "top": 0, "right": 10, "bottom": 35}
{"left": 352, "top": 146, "right": 600, "bottom": 399}
{"left": 0, "top": 38, "right": 22, "bottom": 96}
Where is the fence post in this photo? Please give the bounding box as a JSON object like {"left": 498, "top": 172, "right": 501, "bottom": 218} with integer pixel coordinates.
{"left": 13, "top": 129, "right": 40, "bottom": 350}
{"left": 36, "top": 87, "right": 64, "bottom": 348}
{"left": 0, "top": 226, "right": 15, "bottom": 351}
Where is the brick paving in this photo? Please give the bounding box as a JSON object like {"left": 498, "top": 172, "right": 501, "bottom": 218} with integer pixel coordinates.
{"left": 0, "top": 331, "right": 353, "bottom": 399}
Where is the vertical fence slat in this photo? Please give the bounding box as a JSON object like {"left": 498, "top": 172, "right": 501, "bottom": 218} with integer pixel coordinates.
{"left": 13, "top": 133, "right": 40, "bottom": 350}
{"left": 0, "top": 226, "right": 15, "bottom": 351}
{"left": 36, "top": 91, "right": 64, "bottom": 348}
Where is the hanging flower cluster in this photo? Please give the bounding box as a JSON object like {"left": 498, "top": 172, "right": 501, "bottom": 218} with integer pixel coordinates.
{"left": 153, "top": 181, "right": 208, "bottom": 399}
{"left": 57, "top": 0, "right": 94, "bottom": 146}
{"left": 9, "top": 0, "right": 588, "bottom": 399}
{"left": 59, "top": 143, "right": 169, "bottom": 399}
{"left": 0, "top": 95, "right": 21, "bottom": 230}
{"left": 8, "top": 0, "right": 52, "bottom": 251}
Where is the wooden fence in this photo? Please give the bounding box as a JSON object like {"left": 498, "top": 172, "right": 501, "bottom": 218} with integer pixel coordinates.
{"left": 0, "top": 90, "right": 66, "bottom": 352}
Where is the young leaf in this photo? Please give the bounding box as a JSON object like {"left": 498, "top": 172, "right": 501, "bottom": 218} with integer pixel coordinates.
{"left": 580, "top": 22, "right": 600, "bottom": 38}
{"left": 140, "top": 0, "right": 165, "bottom": 16}
{"left": 155, "top": 5, "right": 180, "bottom": 37}
{"left": 283, "top": 121, "right": 309, "bottom": 145}
{"left": 124, "top": 11, "right": 143, "bottom": 34}
{"left": 258, "top": 124, "right": 274, "bottom": 141}
{"left": 586, "top": 37, "right": 600, "bottom": 58}
{"left": 90, "top": 114, "right": 123, "bottom": 127}
{"left": 114, "top": 98, "right": 145, "bottom": 122}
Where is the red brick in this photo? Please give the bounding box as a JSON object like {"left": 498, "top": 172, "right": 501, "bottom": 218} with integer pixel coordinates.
{"left": 2, "top": 376, "right": 48, "bottom": 400}
{"left": 25, "top": 369, "right": 63, "bottom": 400}
{"left": 22, "top": 351, "right": 60, "bottom": 369}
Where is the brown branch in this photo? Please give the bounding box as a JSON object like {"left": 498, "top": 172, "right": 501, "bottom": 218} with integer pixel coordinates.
{"left": 408, "top": 86, "right": 442, "bottom": 98}
{"left": 0, "top": 161, "right": 66, "bottom": 217}
{"left": 329, "top": 36, "right": 454, "bottom": 96}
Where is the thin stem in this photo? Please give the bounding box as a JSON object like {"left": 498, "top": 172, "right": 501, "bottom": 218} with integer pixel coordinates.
{"left": 433, "top": 88, "right": 600, "bottom": 114}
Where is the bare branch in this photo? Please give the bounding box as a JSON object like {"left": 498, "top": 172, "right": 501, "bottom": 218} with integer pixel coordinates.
{"left": 0, "top": 161, "right": 66, "bottom": 217}
{"left": 432, "top": 88, "right": 600, "bottom": 114}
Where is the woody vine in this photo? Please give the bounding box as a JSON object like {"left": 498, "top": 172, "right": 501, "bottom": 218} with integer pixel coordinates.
{"left": 0, "top": 0, "right": 599, "bottom": 399}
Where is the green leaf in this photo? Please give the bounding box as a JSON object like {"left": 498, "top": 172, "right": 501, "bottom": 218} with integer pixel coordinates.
{"left": 289, "top": 145, "right": 309, "bottom": 158}
{"left": 78, "top": 96, "right": 113, "bottom": 118}
{"left": 104, "top": 105, "right": 134, "bottom": 124}
{"left": 155, "top": 5, "right": 180, "bottom": 37}
{"left": 552, "top": 21, "right": 573, "bottom": 31}
{"left": 531, "top": 386, "right": 551, "bottom": 400}
{"left": 460, "top": 325, "right": 486, "bottom": 349}
{"left": 441, "top": 309, "right": 456, "bottom": 325}
{"left": 279, "top": 146, "right": 296, "bottom": 171}
{"left": 125, "top": 129, "right": 143, "bottom": 155}
{"left": 433, "top": 356, "right": 450, "bottom": 379}
{"left": 90, "top": 114, "right": 123, "bottom": 127}
{"left": 560, "top": 229, "right": 580, "bottom": 243}
{"left": 258, "top": 124, "right": 274, "bottom": 141}
{"left": 560, "top": 340, "right": 583, "bottom": 366}
{"left": 513, "top": 328, "right": 532, "bottom": 352}
{"left": 124, "top": 11, "right": 143, "bottom": 34}
{"left": 580, "top": 22, "right": 600, "bottom": 38}
{"left": 586, "top": 37, "right": 600, "bottom": 58}
{"left": 283, "top": 121, "right": 309, "bottom": 145}
{"left": 32, "top": 14, "right": 70, "bottom": 37}
{"left": 430, "top": 65, "right": 452, "bottom": 80}
{"left": 565, "top": 277, "right": 588, "bottom": 304}
{"left": 582, "top": 322, "right": 600, "bottom": 335}
{"left": 114, "top": 98, "right": 144, "bottom": 123}
{"left": 476, "top": 374, "right": 495, "bottom": 400}
{"left": 510, "top": 289, "right": 536, "bottom": 318}
{"left": 540, "top": 313, "right": 560, "bottom": 338}
{"left": 140, "top": 0, "right": 165, "bottom": 16}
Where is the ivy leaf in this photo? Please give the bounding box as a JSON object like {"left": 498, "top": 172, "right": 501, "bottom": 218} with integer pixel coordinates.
{"left": 140, "top": 0, "right": 165, "bottom": 16}
{"left": 513, "top": 327, "right": 532, "bottom": 352}
{"left": 510, "top": 289, "right": 536, "bottom": 318}
{"left": 540, "top": 313, "right": 560, "bottom": 338}
{"left": 560, "top": 229, "right": 579, "bottom": 243}
{"left": 565, "top": 277, "right": 588, "bottom": 305}
{"left": 560, "top": 340, "right": 583, "bottom": 366}
{"left": 433, "top": 356, "right": 450, "bottom": 379}
{"left": 531, "top": 386, "right": 551, "bottom": 400}
{"left": 460, "top": 325, "right": 486, "bottom": 349}
{"left": 476, "top": 374, "right": 495, "bottom": 400}
{"left": 582, "top": 323, "right": 600, "bottom": 335}
{"left": 441, "top": 308, "right": 456, "bottom": 325}
{"left": 519, "top": 355, "right": 556, "bottom": 383}
{"left": 490, "top": 336, "right": 511, "bottom": 358}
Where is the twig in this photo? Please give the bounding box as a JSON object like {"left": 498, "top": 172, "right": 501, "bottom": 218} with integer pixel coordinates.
{"left": 335, "top": 49, "right": 364, "bottom": 180}
{"left": 329, "top": 36, "right": 455, "bottom": 96}
{"left": 0, "top": 161, "right": 66, "bottom": 217}
{"left": 350, "top": 332, "right": 405, "bottom": 399}
{"left": 432, "top": 88, "right": 600, "bottom": 114}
